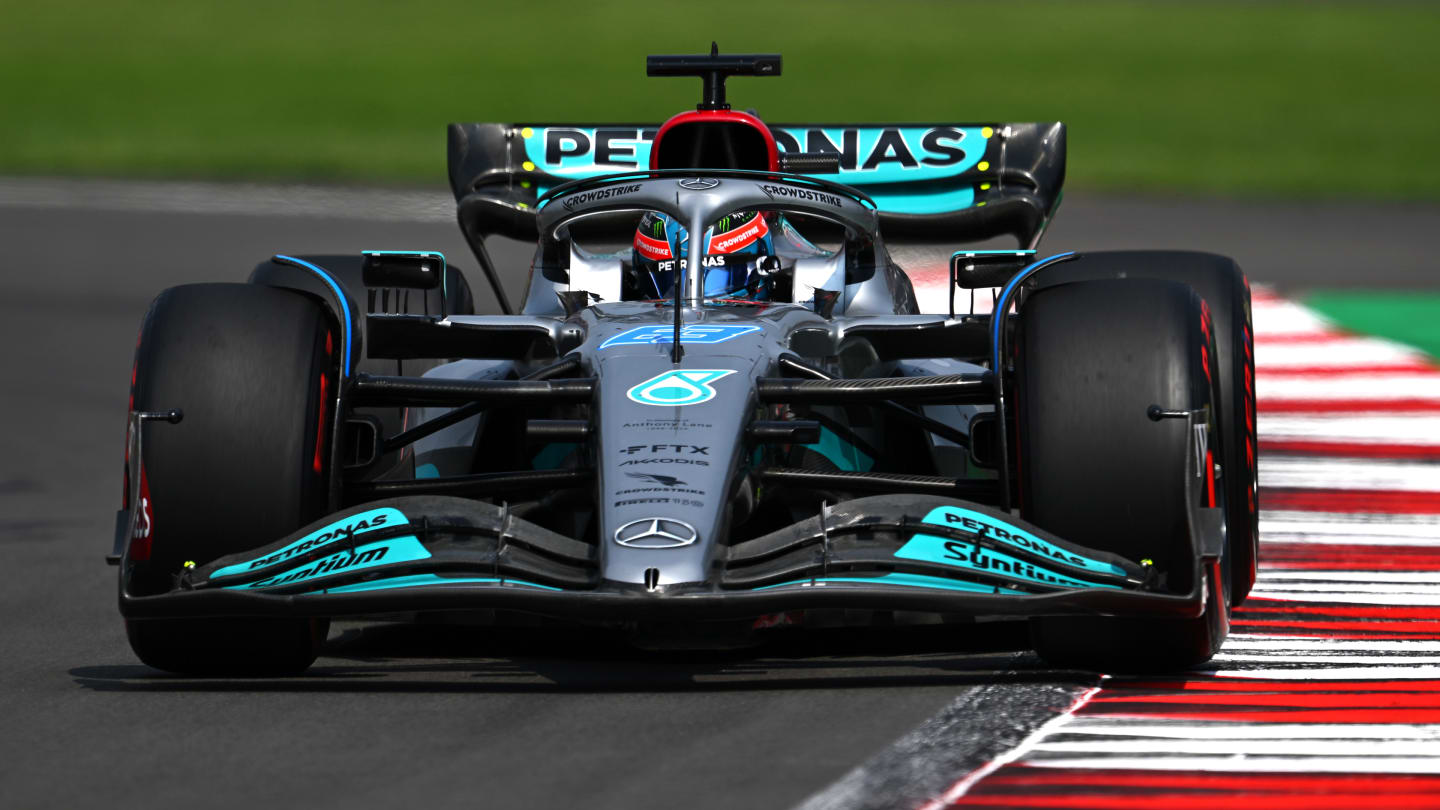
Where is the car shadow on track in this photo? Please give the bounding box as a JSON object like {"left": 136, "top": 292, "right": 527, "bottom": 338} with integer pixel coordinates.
{"left": 70, "top": 620, "right": 1097, "bottom": 694}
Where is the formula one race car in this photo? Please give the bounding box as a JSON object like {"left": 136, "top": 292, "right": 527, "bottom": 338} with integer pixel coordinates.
{"left": 111, "top": 48, "right": 1257, "bottom": 675}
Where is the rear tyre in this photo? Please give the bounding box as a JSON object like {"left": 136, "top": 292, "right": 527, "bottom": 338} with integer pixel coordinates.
{"left": 123, "top": 283, "right": 333, "bottom": 676}
{"left": 1034, "top": 251, "right": 1258, "bottom": 602}
{"left": 1016, "top": 278, "right": 1228, "bottom": 672}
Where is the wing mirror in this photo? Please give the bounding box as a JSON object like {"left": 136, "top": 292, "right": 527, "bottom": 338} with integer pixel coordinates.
{"left": 362, "top": 250, "right": 445, "bottom": 290}
{"left": 950, "top": 250, "right": 1036, "bottom": 290}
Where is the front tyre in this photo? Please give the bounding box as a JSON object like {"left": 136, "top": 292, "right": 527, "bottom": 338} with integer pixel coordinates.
{"left": 123, "top": 283, "right": 334, "bottom": 675}
{"left": 1015, "top": 278, "right": 1228, "bottom": 672}
{"left": 1032, "top": 251, "right": 1258, "bottom": 603}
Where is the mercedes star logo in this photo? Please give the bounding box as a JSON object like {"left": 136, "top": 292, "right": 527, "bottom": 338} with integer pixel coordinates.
{"left": 677, "top": 177, "right": 720, "bottom": 190}
{"left": 613, "top": 517, "right": 699, "bottom": 549}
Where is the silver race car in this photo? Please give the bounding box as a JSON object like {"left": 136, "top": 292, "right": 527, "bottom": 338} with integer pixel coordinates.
{"left": 111, "top": 48, "right": 1257, "bottom": 675}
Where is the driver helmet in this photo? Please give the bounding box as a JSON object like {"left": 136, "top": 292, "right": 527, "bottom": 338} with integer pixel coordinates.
{"left": 632, "top": 210, "right": 774, "bottom": 299}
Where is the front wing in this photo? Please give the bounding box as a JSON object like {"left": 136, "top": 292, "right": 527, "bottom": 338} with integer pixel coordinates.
{"left": 119, "top": 493, "right": 1224, "bottom": 624}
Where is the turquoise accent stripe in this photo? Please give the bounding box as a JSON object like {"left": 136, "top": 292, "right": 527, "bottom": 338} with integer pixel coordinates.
{"left": 806, "top": 426, "right": 874, "bottom": 472}
{"left": 530, "top": 442, "right": 577, "bottom": 470}
{"left": 210, "top": 507, "right": 406, "bottom": 579}
{"left": 869, "top": 187, "right": 974, "bottom": 216}
{"left": 224, "top": 536, "right": 430, "bottom": 590}
{"left": 911, "top": 505, "right": 1127, "bottom": 578}
{"left": 895, "top": 536, "right": 1119, "bottom": 591}
{"left": 272, "top": 254, "right": 353, "bottom": 377}
{"left": 308, "top": 573, "right": 561, "bottom": 594}
{"left": 415, "top": 463, "right": 440, "bottom": 479}
{"left": 520, "top": 126, "right": 986, "bottom": 184}
{"left": 895, "top": 505, "right": 1122, "bottom": 591}
{"left": 755, "top": 572, "right": 997, "bottom": 593}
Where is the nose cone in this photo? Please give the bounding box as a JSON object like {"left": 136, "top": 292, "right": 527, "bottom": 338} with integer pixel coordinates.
{"left": 591, "top": 320, "right": 769, "bottom": 587}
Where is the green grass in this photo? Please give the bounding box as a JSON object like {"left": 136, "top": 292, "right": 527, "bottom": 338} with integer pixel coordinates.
{"left": 1306, "top": 292, "right": 1440, "bottom": 361}
{"left": 2, "top": 0, "right": 1438, "bottom": 196}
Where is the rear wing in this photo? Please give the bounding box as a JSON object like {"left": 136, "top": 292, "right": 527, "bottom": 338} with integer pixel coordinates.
{"left": 447, "top": 122, "right": 1065, "bottom": 249}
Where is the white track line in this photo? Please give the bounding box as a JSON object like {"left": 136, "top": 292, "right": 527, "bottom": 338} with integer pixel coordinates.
{"left": 1021, "top": 756, "right": 1440, "bottom": 773}
{"left": 1256, "top": 571, "right": 1440, "bottom": 583}
{"left": 1259, "top": 415, "right": 1440, "bottom": 444}
{"left": 1258, "top": 457, "right": 1440, "bottom": 491}
{"left": 1208, "top": 666, "right": 1440, "bottom": 679}
{"left": 1259, "top": 534, "right": 1440, "bottom": 547}
{"left": 1251, "top": 299, "right": 1334, "bottom": 336}
{"left": 1258, "top": 374, "right": 1440, "bottom": 400}
{"left": 1222, "top": 637, "right": 1440, "bottom": 651}
{"left": 1030, "top": 739, "right": 1440, "bottom": 756}
{"left": 1258, "top": 517, "right": 1440, "bottom": 543}
{"left": 1256, "top": 339, "right": 1429, "bottom": 370}
{"left": 915, "top": 686, "right": 1101, "bottom": 809}
{"left": 1245, "top": 591, "right": 1440, "bottom": 605}
{"left": 1212, "top": 653, "right": 1440, "bottom": 664}
{"left": 1059, "top": 723, "right": 1440, "bottom": 740}
{"left": 1262, "top": 509, "right": 1440, "bottom": 526}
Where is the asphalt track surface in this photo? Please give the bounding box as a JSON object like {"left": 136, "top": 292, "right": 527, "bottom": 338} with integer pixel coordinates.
{"left": 1, "top": 180, "right": 1435, "bottom": 810}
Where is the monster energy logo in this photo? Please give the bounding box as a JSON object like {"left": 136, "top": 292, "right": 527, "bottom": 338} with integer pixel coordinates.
{"left": 715, "top": 211, "right": 756, "bottom": 233}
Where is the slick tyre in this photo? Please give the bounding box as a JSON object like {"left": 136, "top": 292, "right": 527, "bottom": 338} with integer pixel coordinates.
{"left": 1016, "top": 278, "right": 1228, "bottom": 673}
{"left": 123, "top": 283, "right": 333, "bottom": 676}
{"left": 1032, "top": 251, "right": 1258, "bottom": 603}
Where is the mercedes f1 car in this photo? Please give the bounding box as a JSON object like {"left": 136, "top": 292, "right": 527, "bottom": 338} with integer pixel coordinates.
{"left": 111, "top": 48, "right": 1257, "bottom": 675}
